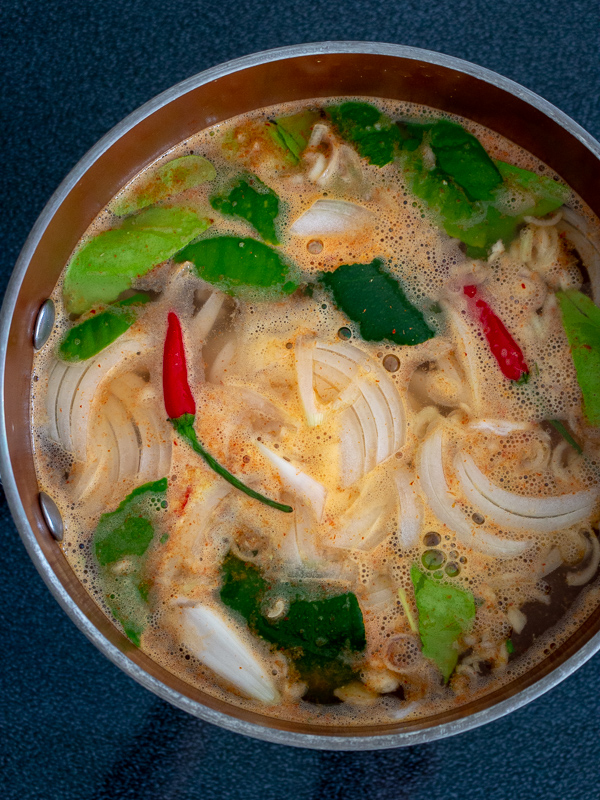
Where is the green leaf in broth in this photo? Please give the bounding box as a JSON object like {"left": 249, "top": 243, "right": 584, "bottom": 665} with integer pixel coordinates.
{"left": 326, "top": 101, "right": 402, "bottom": 167}
{"left": 495, "top": 160, "right": 569, "bottom": 209}
{"left": 397, "top": 122, "right": 428, "bottom": 152}
{"left": 220, "top": 554, "right": 366, "bottom": 698}
{"left": 556, "top": 289, "right": 600, "bottom": 425}
{"left": 93, "top": 478, "right": 168, "bottom": 646}
{"left": 96, "top": 516, "right": 155, "bottom": 567}
{"left": 210, "top": 176, "right": 281, "bottom": 244}
{"left": 400, "top": 120, "right": 568, "bottom": 256}
{"left": 94, "top": 477, "right": 167, "bottom": 566}
{"left": 411, "top": 565, "right": 476, "bottom": 682}
{"left": 175, "top": 235, "right": 297, "bottom": 295}
{"left": 63, "top": 207, "right": 211, "bottom": 314}
{"left": 113, "top": 155, "right": 216, "bottom": 216}
{"left": 429, "top": 120, "right": 503, "bottom": 202}
{"left": 106, "top": 571, "right": 149, "bottom": 648}
{"left": 267, "top": 110, "right": 320, "bottom": 164}
{"left": 319, "top": 259, "right": 435, "bottom": 346}
{"left": 58, "top": 293, "right": 150, "bottom": 362}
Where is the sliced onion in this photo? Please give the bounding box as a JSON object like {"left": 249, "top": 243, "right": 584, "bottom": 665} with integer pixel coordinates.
{"left": 361, "top": 586, "right": 395, "bottom": 610}
{"left": 332, "top": 500, "right": 389, "bottom": 552}
{"left": 388, "top": 702, "right": 420, "bottom": 721}
{"left": 418, "top": 428, "right": 530, "bottom": 558}
{"left": 524, "top": 210, "right": 563, "bottom": 227}
{"left": 70, "top": 414, "right": 119, "bottom": 509}
{"left": 290, "top": 200, "right": 374, "bottom": 237}
{"left": 256, "top": 442, "right": 327, "bottom": 521}
{"left": 104, "top": 394, "right": 140, "bottom": 489}
{"left": 307, "top": 153, "right": 327, "bottom": 182}
{"left": 507, "top": 607, "right": 527, "bottom": 634}
{"left": 183, "top": 481, "right": 232, "bottom": 556}
{"left": 111, "top": 374, "right": 172, "bottom": 482}
{"left": 69, "top": 370, "right": 172, "bottom": 509}
{"left": 295, "top": 337, "right": 324, "bottom": 426}
{"left": 191, "top": 291, "right": 225, "bottom": 342}
{"left": 231, "top": 386, "right": 296, "bottom": 433}
{"left": 312, "top": 341, "right": 406, "bottom": 486}
{"left": 540, "top": 546, "right": 563, "bottom": 577}
{"left": 469, "top": 419, "right": 533, "bottom": 436}
{"left": 47, "top": 338, "right": 146, "bottom": 462}
{"left": 456, "top": 452, "right": 596, "bottom": 524}
{"left": 308, "top": 123, "right": 328, "bottom": 148}
{"left": 178, "top": 603, "right": 280, "bottom": 704}
{"left": 394, "top": 469, "right": 423, "bottom": 549}
{"left": 208, "top": 340, "right": 236, "bottom": 384}
{"left": 293, "top": 502, "right": 325, "bottom": 567}
{"left": 443, "top": 304, "right": 482, "bottom": 413}
{"left": 277, "top": 516, "right": 304, "bottom": 571}
{"left": 338, "top": 407, "right": 365, "bottom": 489}
{"left": 317, "top": 145, "right": 341, "bottom": 186}
{"left": 567, "top": 532, "right": 600, "bottom": 586}
{"left": 558, "top": 207, "right": 600, "bottom": 303}
{"left": 352, "top": 392, "right": 378, "bottom": 475}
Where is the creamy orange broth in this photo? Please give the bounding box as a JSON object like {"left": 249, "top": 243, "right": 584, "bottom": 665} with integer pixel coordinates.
{"left": 31, "top": 98, "right": 600, "bottom": 725}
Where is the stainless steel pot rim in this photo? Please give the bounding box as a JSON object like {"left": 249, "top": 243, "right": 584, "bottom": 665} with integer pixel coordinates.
{"left": 3, "top": 41, "right": 600, "bottom": 751}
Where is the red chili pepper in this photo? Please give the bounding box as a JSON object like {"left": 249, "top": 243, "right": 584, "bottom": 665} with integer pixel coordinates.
{"left": 163, "top": 312, "right": 196, "bottom": 419}
{"left": 463, "top": 285, "right": 529, "bottom": 382}
{"left": 162, "top": 311, "right": 292, "bottom": 513}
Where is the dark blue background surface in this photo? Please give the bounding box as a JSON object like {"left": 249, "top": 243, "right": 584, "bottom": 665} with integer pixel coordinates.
{"left": 2, "top": 2, "right": 600, "bottom": 798}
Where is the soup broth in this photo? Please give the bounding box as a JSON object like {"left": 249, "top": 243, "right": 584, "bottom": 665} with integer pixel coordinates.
{"left": 31, "top": 98, "right": 600, "bottom": 725}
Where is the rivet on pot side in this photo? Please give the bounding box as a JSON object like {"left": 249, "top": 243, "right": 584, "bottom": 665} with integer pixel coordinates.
{"left": 33, "top": 299, "right": 55, "bottom": 350}
{"left": 39, "top": 492, "right": 64, "bottom": 541}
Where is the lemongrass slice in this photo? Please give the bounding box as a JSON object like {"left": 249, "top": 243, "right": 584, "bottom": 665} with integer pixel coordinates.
{"left": 289, "top": 199, "right": 374, "bottom": 237}
{"left": 178, "top": 603, "right": 280, "bottom": 704}
{"left": 256, "top": 442, "right": 327, "bottom": 521}
{"left": 418, "top": 428, "right": 529, "bottom": 559}
{"left": 457, "top": 452, "right": 596, "bottom": 520}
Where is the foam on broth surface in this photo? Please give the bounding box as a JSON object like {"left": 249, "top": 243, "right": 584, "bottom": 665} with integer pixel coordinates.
{"left": 30, "top": 98, "right": 600, "bottom": 725}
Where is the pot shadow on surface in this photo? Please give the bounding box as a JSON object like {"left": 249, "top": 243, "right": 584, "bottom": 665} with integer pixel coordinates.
{"left": 89, "top": 699, "right": 432, "bottom": 800}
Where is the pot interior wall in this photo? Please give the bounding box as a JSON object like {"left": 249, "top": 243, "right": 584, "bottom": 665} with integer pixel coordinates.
{"left": 6, "top": 49, "right": 600, "bottom": 741}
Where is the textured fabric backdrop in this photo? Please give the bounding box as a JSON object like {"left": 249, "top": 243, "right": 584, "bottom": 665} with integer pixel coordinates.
{"left": 2, "top": 1, "right": 600, "bottom": 798}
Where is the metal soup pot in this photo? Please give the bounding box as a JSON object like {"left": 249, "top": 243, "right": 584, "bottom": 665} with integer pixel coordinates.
{"left": 3, "top": 42, "right": 600, "bottom": 751}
